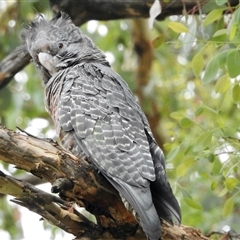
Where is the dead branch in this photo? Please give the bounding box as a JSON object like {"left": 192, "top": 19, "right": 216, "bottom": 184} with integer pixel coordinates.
{"left": 0, "top": 44, "right": 30, "bottom": 90}
{"left": 0, "top": 125, "right": 142, "bottom": 239}
{"left": 49, "top": 0, "right": 239, "bottom": 26}
{"left": 0, "top": 170, "right": 99, "bottom": 238}
{"left": 0, "top": 125, "right": 209, "bottom": 239}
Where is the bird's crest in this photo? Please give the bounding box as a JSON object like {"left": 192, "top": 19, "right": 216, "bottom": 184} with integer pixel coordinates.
{"left": 21, "top": 12, "right": 80, "bottom": 44}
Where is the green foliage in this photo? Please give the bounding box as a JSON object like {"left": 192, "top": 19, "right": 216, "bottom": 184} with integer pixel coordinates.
{"left": 223, "top": 197, "right": 234, "bottom": 217}
{"left": 154, "top": 1, "right": 240, "bottom": 234}
{"left": 216, "top": 0, "right": 228, "bottom": 6}
{"left": 152, "top": 34, "right": 165, "bottom": 48}
{"left": 167, "top": 21, "right": 189, "bottom": 33}
{"left": 191, "top": 51, "right": 204, "bottom": 78}
{"left": 214, "top": 74, "right": 230, "bottom": 93}
{"left": 203, "top": 9, "right": 224, "bottom": 26}
{"left": 1, "top": 0, "right": 240, "bottom": 238}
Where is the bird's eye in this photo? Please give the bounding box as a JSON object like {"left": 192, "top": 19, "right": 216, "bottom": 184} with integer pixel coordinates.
{"left": 58, "top": 43, "right": 64, "bottom": 49}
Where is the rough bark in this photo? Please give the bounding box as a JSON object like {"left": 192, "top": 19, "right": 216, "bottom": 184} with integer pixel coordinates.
{"left": 0, "top": 125, "right": 209, "bottom": 239}
{"left": 0, "top": 45, "right": 30, "bottom": 89}
{"left": 49, "top": 0, "right": 239, "bottom": 26}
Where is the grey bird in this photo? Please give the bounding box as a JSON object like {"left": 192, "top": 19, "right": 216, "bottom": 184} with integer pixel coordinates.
{"left": 22, "top": 12, "right": 181, "bottom": 240}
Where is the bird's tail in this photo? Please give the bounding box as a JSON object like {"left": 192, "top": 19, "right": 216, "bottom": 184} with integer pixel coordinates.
{"left": 151, "top": 179, "right": 181, "bottom": 225}
{"left": 147, "top": 131, "right": 181, "bottom": 225}
{"left": 105, "top": 176, "right": 161, "bottom": 240}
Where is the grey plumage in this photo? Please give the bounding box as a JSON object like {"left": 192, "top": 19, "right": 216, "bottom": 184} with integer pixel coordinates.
{"left": 22, "top": 12, "right": 181, "bottom": 240}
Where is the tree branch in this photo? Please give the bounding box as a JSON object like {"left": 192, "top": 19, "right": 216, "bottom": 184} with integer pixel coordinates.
{"left": 0, "top": 125, "right": 141, "bottom": 239}
{"left": 0, "top": 125, "right": 209, "bottom": 239}
{"left": 49, "top": 0, "right": 239, "bottom": 26}
{"left": 0, "top": 170, "right": 99, "bottom": 238}
{"left": 0, "top": 45, "right": 30, "bottom": 90}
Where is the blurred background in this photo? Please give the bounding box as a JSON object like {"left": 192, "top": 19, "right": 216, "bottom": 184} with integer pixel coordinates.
{"left": 0, "top": 0, "right": 240, "bottom": 239}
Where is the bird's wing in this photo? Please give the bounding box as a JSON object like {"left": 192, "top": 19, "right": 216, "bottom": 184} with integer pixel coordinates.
{"left": 57, "top": 63, "right": 162, "bottom": 238}
{"left": 58, "top": 63, "right": 156, "bottom": 186}
{"left": 92, "top": 63, "right": 181, "bottom": 225}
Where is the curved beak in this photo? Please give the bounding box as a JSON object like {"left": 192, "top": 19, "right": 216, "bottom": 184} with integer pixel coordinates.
{"left": 38, "top": 52, "right": 56, "bottom": 76}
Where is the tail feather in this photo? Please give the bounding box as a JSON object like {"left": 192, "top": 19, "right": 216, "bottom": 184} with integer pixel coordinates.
{"left": 73, "top": 132, "right": 161, "bottom": 239}
{"left": 151, "top": 180, "right": 181, "bottom": 225}
{"left": 105, "top": 176, "right": 161, "bottom": 240}
{"left": 147, "top": 129, "right": 181, "bottom": 225}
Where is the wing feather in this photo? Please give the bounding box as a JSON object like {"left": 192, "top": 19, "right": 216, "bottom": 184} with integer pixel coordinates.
{"left": 56, "top": 62, "right": 181, "bottom": 240}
